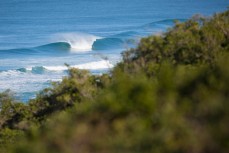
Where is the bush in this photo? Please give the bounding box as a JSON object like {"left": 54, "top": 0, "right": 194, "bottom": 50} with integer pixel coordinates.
{"left": 1, "top": 9, "right": 229, "bottom": 153}
{"left": 120, "top": 10, "right": 229, "bottom": 76}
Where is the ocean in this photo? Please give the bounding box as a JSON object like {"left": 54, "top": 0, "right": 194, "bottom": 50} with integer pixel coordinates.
{"left": 0, "top": 0, "right": 228, "bottom": 102}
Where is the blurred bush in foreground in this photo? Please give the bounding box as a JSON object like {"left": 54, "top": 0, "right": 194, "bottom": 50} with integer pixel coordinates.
{"left": 0, "top": 9, "right": 229, "bottom": 153}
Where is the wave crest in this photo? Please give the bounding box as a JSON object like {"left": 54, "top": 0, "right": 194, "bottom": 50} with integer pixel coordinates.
{"left": 51, "top": 32, "right": 100, "bottom": 52}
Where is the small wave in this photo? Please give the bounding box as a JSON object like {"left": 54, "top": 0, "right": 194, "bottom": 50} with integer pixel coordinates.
{"left": 92, "top": 31, "right": 141, "bottom": 50}
{"left": 15, "top": 60, "right": 114, "bottom": 75}
{"left": 92, "top": 38, "right": 124, "bottom": 50}
{"left": 17, "top": 65, "right": 65, "bottom": 74}
{"left": 17, "top": 66, "right": 46, "bottom": 74}
{"left": 112, "top": 31, "right": 140, "bottom": 39}
{"left": 34, "top": 42, "right": 71, "bottom": 51}
{"left": 17, "top": 68, "right": 28, "bottom": 72}
{"left": 142, "top": 19, "right": 187, "bottom": 29}
{"left": 50, "top": 32, "right": 100, "bottom": 52}
{"left": 0, "top": 48, "right": 36, "bottom": 56}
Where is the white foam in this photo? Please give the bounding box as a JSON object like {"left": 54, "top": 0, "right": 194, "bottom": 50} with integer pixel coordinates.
{"left": 0, "top": 60, "right": 114, "bottom": 100}
{"left": 0, "top": 70, "right": 23, "bottom": 76}
{"left": 51, "top": 32, "right": 100, "bottom": 52}
{"left": 43, "top": 60, "right": 114, "bottom": 71}
{"left": 0, "top": 70, "right": 58, "bottom": 93}
{"left": 73, "top": 60, "right": 114, "bottom": 70}
{"left": 26, "top": 67, "right": 32, "bottom": 71}
{"left": 43, "top": 65, "right": 67, "bottom": 71}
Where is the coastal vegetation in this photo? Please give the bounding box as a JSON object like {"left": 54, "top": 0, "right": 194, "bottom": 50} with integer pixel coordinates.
{"left": 0, "top": 9, "right": 229, "bottom": 153}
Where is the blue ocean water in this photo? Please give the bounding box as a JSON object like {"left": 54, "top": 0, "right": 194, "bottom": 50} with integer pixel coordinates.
{"left": 0, "top": 0, "right": 228, "bottom": 102}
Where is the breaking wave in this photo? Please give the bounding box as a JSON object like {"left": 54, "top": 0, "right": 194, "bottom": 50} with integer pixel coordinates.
{"left": 50, "top": 32, "right": 100, "bottom": 52}
{"left": 11, "top": 60, "right": 114, "bottom": 74}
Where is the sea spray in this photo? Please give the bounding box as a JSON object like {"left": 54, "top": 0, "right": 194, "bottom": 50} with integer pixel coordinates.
{"left": 50, "top": 32, "right": 100, "bottom": 52}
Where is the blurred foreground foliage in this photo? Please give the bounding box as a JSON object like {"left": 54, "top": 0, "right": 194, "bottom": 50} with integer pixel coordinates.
{"left": 0, "top": 10, "right": 229, "bottom": 153}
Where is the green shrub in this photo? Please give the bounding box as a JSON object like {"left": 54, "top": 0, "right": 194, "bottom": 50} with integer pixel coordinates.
{"left": 119, "top": 10, "right": 229, "bottom": 76}
{"left": 1, "top": 9, "right": 229, "bottom": 153}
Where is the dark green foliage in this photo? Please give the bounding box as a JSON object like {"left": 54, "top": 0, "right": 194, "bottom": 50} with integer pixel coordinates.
{"left": 1, "top": 9, "right": 229, "bottom": 153}
{"left": 0, "top": 91, "right": 26, "bottom": 151}
{"left": 119, "top": 10, "right": 229, "bottom": 75}
{"left": 0, "top": 90, "right": 30, "bottom": 130}
{"left": 29, "top": 69, "right": 100, "bottom": 121}
{"left": 7, "top": 58, "right": 229, "bottom": 153}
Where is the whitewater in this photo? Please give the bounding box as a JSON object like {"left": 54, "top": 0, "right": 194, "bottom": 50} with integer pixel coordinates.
{"left": 0, "top": 0, "right": 228, "bottom": 101}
